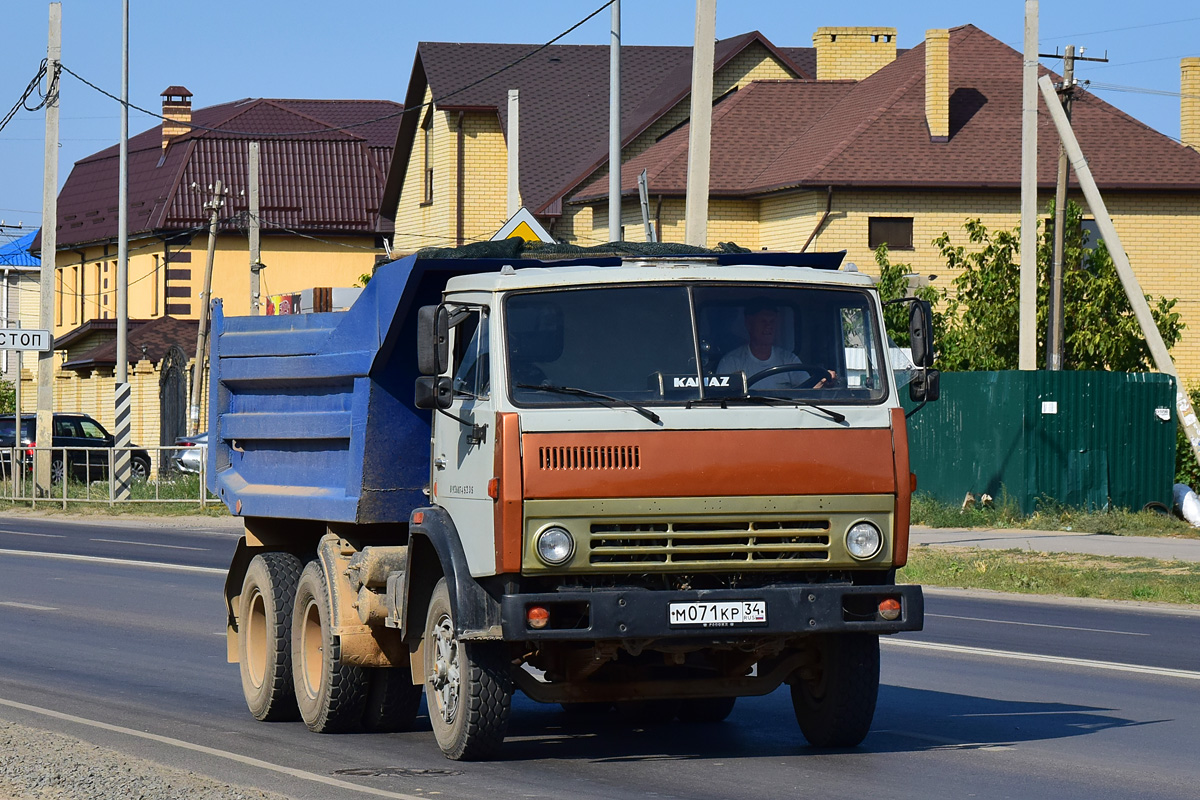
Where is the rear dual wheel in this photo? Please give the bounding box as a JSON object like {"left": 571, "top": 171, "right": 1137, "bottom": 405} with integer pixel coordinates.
{"left": 292, "top": 560, "right": 422, "bottom": 734}
{"left": 238, "top": 552, "right": 303, "bottom": 721}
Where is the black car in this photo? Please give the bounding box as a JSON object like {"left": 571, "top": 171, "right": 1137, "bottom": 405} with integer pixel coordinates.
{"left": 0, "top": 413, "right": 152, "bottom": 483}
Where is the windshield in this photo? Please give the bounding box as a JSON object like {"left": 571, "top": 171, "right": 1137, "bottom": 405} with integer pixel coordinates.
{"left": 505, "top": 283, "right": 889, "bottom": 407}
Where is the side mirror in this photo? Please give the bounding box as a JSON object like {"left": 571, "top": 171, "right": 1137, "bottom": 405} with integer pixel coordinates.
{"left": 909, "top": 368, "right": 940, "bottom": 403}
{"left": 417, "top": 305, "right": 450, "bottom": 376}
{"left": 908, "top": 300, "right": 934, "bottom": 368}
{"left": 414, "top": 376, "right": 453, "bottom": 410}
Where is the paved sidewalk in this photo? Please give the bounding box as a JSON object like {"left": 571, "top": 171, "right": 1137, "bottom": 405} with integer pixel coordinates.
{"left": 911, "top": 525, "right": 1200, "bottom": 563}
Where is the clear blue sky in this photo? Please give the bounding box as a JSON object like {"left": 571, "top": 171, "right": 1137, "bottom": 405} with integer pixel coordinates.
{"left": 2, "top": 0, "right": 1197, "bottom": 234}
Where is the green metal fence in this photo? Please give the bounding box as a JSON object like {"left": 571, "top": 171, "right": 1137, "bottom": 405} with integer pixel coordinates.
{"left": 903, "top": 371, "right": 1176, "bottom": 513}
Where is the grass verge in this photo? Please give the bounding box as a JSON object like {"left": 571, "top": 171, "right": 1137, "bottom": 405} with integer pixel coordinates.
{"left": 911, "top": 493, "right": 1199, "bottom": 539}
{"left": 0, "top": 473, "right": 227, "bottom": 516}
{"left": 899, "top": 545, "right": 1200, "bottom": 605}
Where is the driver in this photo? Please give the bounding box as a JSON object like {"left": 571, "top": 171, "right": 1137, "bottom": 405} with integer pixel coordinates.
{"left": 716, "top": 298, "right": 833, "bottom": 390}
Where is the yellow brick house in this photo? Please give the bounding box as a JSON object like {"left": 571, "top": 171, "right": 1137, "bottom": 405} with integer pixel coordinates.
{"left": 33, "top": 88, "right": 401, "bottom": 449}
{"left": 381, "top": 26, "right": 1200, "bottom": 381}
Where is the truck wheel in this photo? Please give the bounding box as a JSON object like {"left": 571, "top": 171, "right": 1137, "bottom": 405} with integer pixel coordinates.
{"left": 424, "top": 578, "right": 512, "bottom": 760}
{"left": 238, "top": 552, "right": 303, "bottom": 721}
{"left": 677, "top": 696, "right": 737, "bottom": 724}
{"left": 362, "top": 667, "right": 423, "bottom": 733}
{"left": 790, "top": 633, "right": 880, "bottom": 748}
{"left": 292, "top": 561, "right": 369, "bottom": 733}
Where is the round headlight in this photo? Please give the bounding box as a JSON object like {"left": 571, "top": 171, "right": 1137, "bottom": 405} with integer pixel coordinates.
{"left": 846, "top": 521, "right": 883, "bottom": 560}
{"left": 536, "top": 526, "right": 575, "bottom": 565}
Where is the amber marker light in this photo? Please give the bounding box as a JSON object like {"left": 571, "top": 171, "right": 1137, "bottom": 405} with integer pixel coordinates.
{"left": 488, "top": 477, "right": 500, "bottom": 499}
{"left": 527, "top": 606, "right": 550, "bottom": 630}
{"left": 412, "top": 511, "right": 425, "bottom": 525}
{"left": 878, "top": 598, "right": 902, "bottom": 621}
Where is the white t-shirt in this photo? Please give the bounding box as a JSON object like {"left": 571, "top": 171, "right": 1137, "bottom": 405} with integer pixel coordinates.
{"left": 716, "top": 345, "right": 808, "bottom": 390}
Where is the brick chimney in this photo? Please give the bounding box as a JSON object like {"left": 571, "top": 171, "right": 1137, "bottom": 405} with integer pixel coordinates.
{"left": 1183, "top": 58, "right": 1200, "bottom": 152}
{"left": 812, "top": 27, "right": 897, "bottom": 81}
{"left": 925, "top": 29, "right": 950, "bottom": 142}
{"left": 160, "top": 86, "right": 193, "bottom": 150}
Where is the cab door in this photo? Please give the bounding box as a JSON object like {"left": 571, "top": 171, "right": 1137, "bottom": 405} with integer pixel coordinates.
{"left": 430, "top": 305, "right": 497, "bottom": 576}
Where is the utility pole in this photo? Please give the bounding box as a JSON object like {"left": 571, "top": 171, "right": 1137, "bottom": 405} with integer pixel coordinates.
{"left": 249, "top": 141, "right": 262, "bottom": 315}
{"left": 1018, "top": 0, "right": 1038, "bottom": 370}
{"left": 1038, "top": 73, "right": 1200, "bottom": 467}
{"left": 506, "top": 91, "right": 520, "bottom": 218}
{"left": 113, "top": 0, "right": 131, "bottom": 499}
{"left": 189, "top": 180, "right": 225, "bottom": 436}
{"left": 608, "top": 0, "right": 621, "bottom": 243}
{"left": 1038, "top": 44, "right": 1108, "bottom": 370}
{"left": 638, "top": 169, "right": 655, "bottom": 242}
{"left": 684, "top": 0, "right": 716, "bottom": 247}
{"left": 35, "top": 2, "right": 61, "bottom": 496}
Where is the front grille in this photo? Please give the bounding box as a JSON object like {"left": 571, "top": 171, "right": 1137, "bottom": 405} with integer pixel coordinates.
{"left": 539, "top": 445, "right": 640, "bottom": 471}
{"left": 588, "top": 519, "right": 830, "bottom": 566}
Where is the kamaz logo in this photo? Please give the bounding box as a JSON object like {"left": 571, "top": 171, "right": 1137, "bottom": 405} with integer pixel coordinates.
{"left": 673, "top": 376, "right": 731, "bottom": 388}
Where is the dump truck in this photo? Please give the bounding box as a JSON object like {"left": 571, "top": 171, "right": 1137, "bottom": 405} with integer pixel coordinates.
{"left": 212, "top": 245, "right": 938, "bottom": 760}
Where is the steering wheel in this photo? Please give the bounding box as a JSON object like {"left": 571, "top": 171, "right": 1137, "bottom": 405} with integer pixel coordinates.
{"left": 746, "top": 363, "right": 837, "bottom": 390}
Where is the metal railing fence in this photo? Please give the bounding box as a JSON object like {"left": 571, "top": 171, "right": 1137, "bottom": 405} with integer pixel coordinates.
{"left": 1, "top": 445, "right": 210, "bottom": 508}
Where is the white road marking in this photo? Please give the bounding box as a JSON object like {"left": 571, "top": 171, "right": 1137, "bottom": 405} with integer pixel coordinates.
{"left": 926, "top": 612, "right": 1149, "bottom": 636}
{"left": 884, "top": 638, "right": 1200, "bottom": 680}
{"left": 91, "top": 538, "right": 208, "bottom": 552}
{"left": 0, "top": 529, "right": 64, "bottom": 538}
{"left": 0, "top": 695, "right": 426, "bottom": 800}
{"left": 0, "top": 548, "right": 224, "bottom": 575}
{"left": 0, "top": 601, "right": 57, "bottom": 611}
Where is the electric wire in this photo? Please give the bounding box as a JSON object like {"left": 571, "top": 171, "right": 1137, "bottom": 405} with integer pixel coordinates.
{"left": 0, "top": 61, "right": 51, "bottom": 135}
{"left": 57, "top": 0, "right": 615, "bottom": 139}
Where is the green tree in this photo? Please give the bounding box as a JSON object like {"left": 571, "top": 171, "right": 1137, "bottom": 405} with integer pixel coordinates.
{"left": 0, "top": 380, "right": 13, "bottom": 414}
{"left": 929, "top": 201, "right": 1182, "bottom": 372}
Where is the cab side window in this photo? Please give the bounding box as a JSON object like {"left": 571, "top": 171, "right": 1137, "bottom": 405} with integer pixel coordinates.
{"left": 452, "top": 309, "right": 490, "bottom": 400}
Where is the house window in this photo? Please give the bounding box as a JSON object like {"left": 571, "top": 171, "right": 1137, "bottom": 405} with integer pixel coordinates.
{"left": 868, "top": 217, "right": 914, "bottom": 250}
{"left": 422, "top": 111, "right": 434, "bottom": 205}
{"left": 151, "top": 254, "right": 160, "bottom": 316}
{"left": 56, "top": 269, "right": 63, "bottom": 327}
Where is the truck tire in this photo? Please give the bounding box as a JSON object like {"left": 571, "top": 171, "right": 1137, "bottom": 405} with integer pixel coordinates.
{"left": 790, "top": 633, "right": 880, "bottom": 748}
{"left": 292, "top": 561, "right": 369, "bottom": 733}
{"left": 362, "top": 667, "right": 423, "bottom": 733}
{"left": 238, "top": 552, "right": 302, "bottom": 722}
{"left": 424, "top": 578, "right": 511, "bottom": 760}
{"left": 677, "top": 695, "right": 736, "bottom": 724}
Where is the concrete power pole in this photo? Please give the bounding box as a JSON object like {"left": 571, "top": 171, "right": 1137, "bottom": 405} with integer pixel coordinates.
{"left": 249, "top": 141, "right": 262, "bottom": 315}
{"left": 113, "top": 0, "right": 131, "bottom": 499}
{"left": 35, "top": 2, "right": 61, "bottom": 495}
{"left": 507, "top": 90, "right": 520, "bottom": 219}
{"left": 1040, "top": 45, "right": 1107, "bottom": 370}
{"left": 684, "top": 0, "right": 715, "bottom": 247}
{"left": 1018, "top": 0, "right": 1038, "bottom": 370}
{"left": 189, "top": 180, "right": 224, "bottom": 437}
{"left": 608, "top": 0, "right": 621, "bottom": 243}
{"left": 1037, "top": 73, "right": 1200, "bottom": 467}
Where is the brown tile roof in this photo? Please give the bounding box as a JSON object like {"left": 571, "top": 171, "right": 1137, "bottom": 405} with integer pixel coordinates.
{"left": 380, "top": 32, "right": 808, "bottom": 223}
{"left": 45, "top": 97, "right": 402, "bottom": 252}
{"left": 60, "top": 316, "right": 198, "bottom": 371}
{"left": 574, "top": 25, "right": 1200, "bottom": 201}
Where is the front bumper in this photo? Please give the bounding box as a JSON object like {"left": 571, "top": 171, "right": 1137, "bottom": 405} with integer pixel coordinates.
{"left": 500, "top": 582, "right": 923, "bottom": 641}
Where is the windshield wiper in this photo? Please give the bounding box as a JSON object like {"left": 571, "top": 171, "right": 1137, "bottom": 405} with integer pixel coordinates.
{"left": 687, "top": 394, "right": 846, "bottom": 424}
{"left": 516, "top": 383, "right": 662, "bottom": 425}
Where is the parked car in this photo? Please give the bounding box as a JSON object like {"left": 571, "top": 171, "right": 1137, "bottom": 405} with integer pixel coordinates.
{"left": 0, "top": 413, "right": 152, "bottom": 483}
{"left": 171, "top": 431, "right": 208, "bottom": 474}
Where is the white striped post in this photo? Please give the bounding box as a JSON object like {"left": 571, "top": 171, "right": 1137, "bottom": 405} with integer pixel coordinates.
{"left": 113, "top": 382, "right": 132, "bottom": 500}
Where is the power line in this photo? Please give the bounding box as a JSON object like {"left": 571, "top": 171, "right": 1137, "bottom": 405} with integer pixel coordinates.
{"left": 57, "top": 0, "right": 616, "bottom": 140}
{"left": 1042, "top": 15, "right": 1200, "bottom": 42}
{"left": 1085, "top": 81, "right": 1200, "bottom": 100}
{"left": 0, "top": 61, "right": 50, "bottom": 135}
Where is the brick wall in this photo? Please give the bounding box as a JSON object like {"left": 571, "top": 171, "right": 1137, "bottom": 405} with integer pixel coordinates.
{"left": 1183, "top": 58, "right": 1200, "bottom": 152}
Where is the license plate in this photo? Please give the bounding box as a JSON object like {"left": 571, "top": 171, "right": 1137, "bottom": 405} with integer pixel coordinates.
{"left": 668, "top": 600, "right": 767, "bottom": 628}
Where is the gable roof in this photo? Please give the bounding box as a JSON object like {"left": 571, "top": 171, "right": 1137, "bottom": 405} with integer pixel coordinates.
{"left": 0, "top": 231, "right": 39, "bottom": 268}
{"left": 60, "top": 316, "right": 198, "bottom": 371}
{"left": 380, "top": 32, "right": 807, "bottom": 223}
{"left": 45, "top": 97, "right": 402, "bottom": 253}
{"left": 574, "top": 25, "right": 1200, "bottom": 201}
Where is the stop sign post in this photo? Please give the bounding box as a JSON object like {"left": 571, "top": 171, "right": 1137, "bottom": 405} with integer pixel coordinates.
{"left": 2, "top": 327, "right": 52, "bottom": 494}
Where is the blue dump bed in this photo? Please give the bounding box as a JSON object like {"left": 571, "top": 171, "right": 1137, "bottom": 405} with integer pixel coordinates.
{"left": 208, "top": 253, "right": 503, "bottom": 524}
{"left": 208, "top": 249, "right": 847, "bottom": 524}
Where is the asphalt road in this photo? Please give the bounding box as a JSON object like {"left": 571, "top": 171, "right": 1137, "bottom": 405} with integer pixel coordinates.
{"left": 0, "top": 516, "right": 1198, "bottom": 800}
